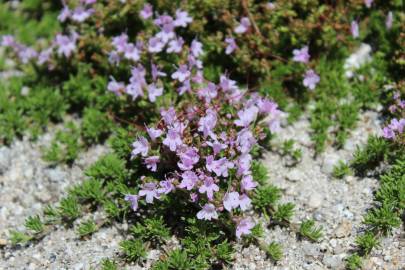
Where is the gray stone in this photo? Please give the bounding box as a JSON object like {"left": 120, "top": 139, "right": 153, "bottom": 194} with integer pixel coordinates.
{"left": 286, "top": 168, "right": 304, "bottom": 182}
{"left": 334, "top": 220, "right": 352, "bottom": 238}
{"left": 321, "top": 153, "right": 340, "bottom": 174}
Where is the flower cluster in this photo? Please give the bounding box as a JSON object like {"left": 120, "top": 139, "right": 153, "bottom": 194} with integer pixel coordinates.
{"left": 292, "top": 46, "right": 320, "bottom": 90}
{"left": 383, "top": 91, "right": 405, "bottom": 141}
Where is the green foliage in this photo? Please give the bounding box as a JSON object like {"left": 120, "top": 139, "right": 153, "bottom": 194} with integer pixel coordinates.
{"left": 215, "top": 240, "right": 234, "bottom": 265}
{"left": 9, "top": 231, "right": 32, "bottom": 245}
{"left": 58, "top": 196, "right": 81, "bottom": 222}
{"left": 120, "top": 239, "right": 147, "bottom": 262}
{"left": 70, "top": 178, "right": 105, "bottom": 203}
{"left": 266, "top": 242, "right": 283, "bottom": 262}
{"left": 42, "top": 122, "right": 82, "bottom": 164}
{"left": 85, "top": 153, "right": 128, "bottom": 184}
{"left": 166, "top": 249, "right": 195, "bottom": 270}
{"left": 77, "top": 219, "right": 98, "bottom": 238}
{"left": 345, "top": 253, "right": 363, "bottom": 270}
{"left": 351, "top": 136, "right": 389, "bottom": 174}
{"left": 273, "top": 203, "right": 295, "bottom": 223}
{"left": 332, "top": 160, "right": 352, "bottom": 179}
{"left": 299, "top": 219, "right": 323, "bottom": 242}
{"left": 253, "top": 185, "right": 281, "bottom": 212}
{"left": 130, "top": 217, "right": 170, "bottom": 245}
{"left": 100, "top": 259, "right": 118, "bottom": 270}
{"left": 363, "top": 204, "right": 401, "bottom": 234}
{"left": 280, "top": 139, "right": 302, "bottom": 164}
{"left": 81, "top": 108, "right": 113, "bottom": 144}
{"left": 24, "top": 215, "right": 44, "bottom": 234}
{"left": 355, "top": 232, "right": 380, "bottom": 255}
{"left": 251, "top": 161, "right": 269, "bottom": 186}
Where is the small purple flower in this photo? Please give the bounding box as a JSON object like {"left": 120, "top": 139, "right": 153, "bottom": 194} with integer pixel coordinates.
{"left": 58, "top": 6, "right": 71, "bottom": 22}
{"left": 241, "top": 175, "right": 257, "bottom": 192}
{"left": 198, "top": 82, "right": 218, "bottom": 103}
{"left": 364, "top": 0, "right": 373, "bottom": 8}
{"left": 167, "top": 37, "right": 184, "bottom": 53}
{"left": 236, "top": 129, "right": 256, "bottom": 154}
{"left": 171, "top": 65, "right": 191, "bottom": 82}
{"left": 382, "top": 127, "right": 395, "bottom": 139}
{"left": 303, "top": 69, "right": 320, "bottom": 90}
{"left": 112, "top": 33, "right": 129, "bottom": 53}
{"left": 266, "top": 2, "right": 276, "bottom": 9}
{"left": 131, "top": 136, "right": 149, "bottom": 158}
{"left": 71, "top": 7, "right": 94, "bottom": 22}
{"left": 18, "top": 47, "right": 38, "bottom": 64}
{"left": 179, "top": 171, "right": 199, "bottom": 190}
{"left": 225, "top": 37, "right": 237, "bottom": 55}
{"left": 161, "top": 107, "right": 177, "bottom": 124}
{"left": 125, "top": 82, "right": 143, "bottom": 100}
{"left": 124, "top": 194, "right": 139, "bottom": 211}
{"left": 37, "top": 48, "right": 53, "bottom": 65}
{"left": 386, "top": 11, "right": 393, "bottom": 30}
{"left": 55, "top": 33, "right": 77, "bottom": 58}
{"left": 163, "top": 128, "right": 183, "bottom": 151}
{"left": 158, "top": 179, "right": 175, "bottom": 194}
{"left": 190, "top": 193, "right": 198, "bottom": 202}
{"left": 144, "top": 156, "right": 160, "bottom": 172}
{"left": 1, "top": 35, "right": 15, "bottom": 47}
{"left": 292, "top": 46, "right": 310, "bottom": 63}
{"left": 198, "top": 177, "right": 219, "bottom": 200}
{"left": 206, "top": 156, "right": 234, "bottom": 178}
{"left": 140, "top": 3, "right": 153, "bottom": 19}
{"left": 174, "top": 9, "right": 193, "bottom": 27}
{"left": 223, "top": 192, "right": 240, "bottom": 212}
{"left": 156, "top": 22, "right": 175, "bottom": 43}
{"left": 123, "top": 43, "right": 140, "bottom": 61}
{"left": 139, "top": 182, "right": 160, "bottom": 203}
{"left": 237, "top": 154, "right": 252, "bottom": 176}
{"left": 220, "top": 75, "right": 238, "bottom": 92}
{"left": 234, "top": 17, "right": 251, "bottom": 34}
{"left": 147, "top": 83, "right": 163, "bottom": 102}
{"left": 148, "top": 37, "right": 165, "bottom": 53}
{"left": 178, "top": 80, "right": 191, "bottom": 95}
{"left": 190, "top": 39, "right": 203, "bottom": 58}
{"left": 197, "top": 203, "right": 218, "bottom": 220}
{"left": 198, "top": 109, "right": 217, "bottom": 138}
{"left": 146, "top": 126, "right": 163, "bottom": 141}
{"left": 236, "top": 217, "right": 255, "bottom": 238}
{"left": 151, "top": 63, "right": 167, "bottom": 81}
{"left": 206, "top": 140, "right": 227, "bottom": 156}
{"left": 178, "top": 147, "right": 200, "bottom": 171}
{"left": 351, "top": 20, "right": 359, "bottom": 38}
{"left": 238, "top": 194, "right": 252, "bottom": 211}
{"left": 107, "top": 78, "right": 125, "bottom": 96}
{"left": 234, "top": 106, "right": 259, "bottom": 127}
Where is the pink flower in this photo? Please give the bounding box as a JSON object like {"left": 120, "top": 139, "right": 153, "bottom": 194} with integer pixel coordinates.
{"left": 198, "top": 109, "right": 217, "bottom": 138}
{"left": 178, "top": 147, "right": 200, "bottom": 171}
{"left": 147, "top": 83, "right": 163, "bottom": 102}
{"left": 303, "top": 69, "right": 320, "bottom": 90}
{"left": 223, "top": 192, "right": 240, "bottom": 212}
{"left": 55, "top": 33, "right": 77, "bottom": 58}
{"left": 139, "top": 182, "right": 160, "bottom": 203}
{"left": 292, "top": 46, "right": 310, "bottom": 63}
{"left": 71, "top": 7, "right": 94, "bottom": 22}
{"left": 107, "top": 78, "right": 125, "bottom": 96}
{"left": 236, "top": 217, "right": 255, "bottom": 238}
{"left": 163, "top": 128, "right": 183, "bottom": 151}
{"left": 197, "top": 203, "right": 218, "bottom": 220}
{"left": 234, "top": 106, "right": 259, "bottom": 127}
{"left": 146, "top": 126, "right": 163, "bottom": 141}
{"left": 241, "top": 175, "right": 257, "bottom": 191}
{"left": 351, "top": 21, "right": 359, "bottom": 38}
{"left": 364, "top": 0, "right": 373, "bottom": 8}
{"left": 238, "top": 194, "right": 252, "bottom": 211}
{"left": 167, "top": 37, "right": 184, "bottom": 53}
{"left": 148, "top": 37, "right": 165, "bottom": 53}
{"left": 140, "top": 3, "right": 153, "bottom": 19}
{"left": 131, "top": 136, "right": 149, "bottom": 158}
{"left": 174, "top": 9, "right": 193, "bottom": 27}
{"left": 144, "top": 156, "right": 160, "bottom": 172}
{"left": 225, "top": 37, "right": 237, "bottom": 55}
{"left": 158, "top": 179, "right": 175, "bottom": 194}
{"left": 234, "top": 17, "right": 251, "bottom": 34}
{"left": 386, "top": 12, "right": 393, "bottom": 30}
{"left": 206, "top": 156, "right": 234, "bottom": 178}
{"left": 124, "top": 194, "right": 139, "bottom": 211}
{"left": 171, "top": 65, "right": 191, "bottom": 82}
{"left": 199, "top": 177, "right": 219, "bottom": 200}
{"left": 179, "top": 171, "right": 199, "bottom": 190}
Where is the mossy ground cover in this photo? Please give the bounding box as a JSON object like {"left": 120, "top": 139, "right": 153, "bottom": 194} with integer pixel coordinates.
{"left": 0, "top": 0, "right": 404, "bottom": 269}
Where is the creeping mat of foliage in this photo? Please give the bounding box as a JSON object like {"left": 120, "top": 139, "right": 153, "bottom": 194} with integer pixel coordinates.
{"left": 1, "top": 0, "right": 404, "bottom": 269}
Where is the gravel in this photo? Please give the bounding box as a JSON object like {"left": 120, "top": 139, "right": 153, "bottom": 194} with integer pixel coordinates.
{"left": 1, "top": 110, "right": 404, "bottom": 269}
